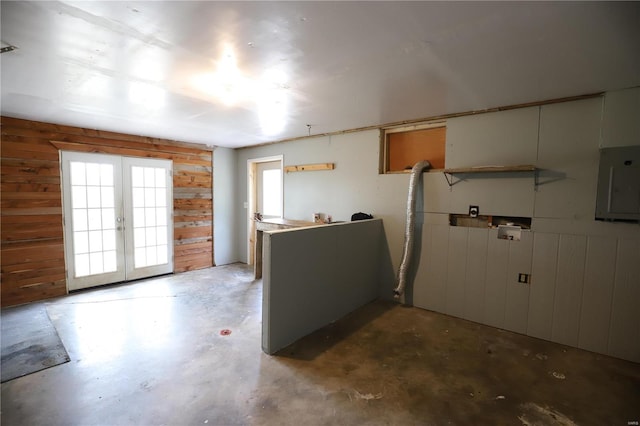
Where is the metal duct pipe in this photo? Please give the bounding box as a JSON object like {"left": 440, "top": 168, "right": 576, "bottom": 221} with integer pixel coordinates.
{"left": 394, "top": 160, "right": 431, "bottom": 298}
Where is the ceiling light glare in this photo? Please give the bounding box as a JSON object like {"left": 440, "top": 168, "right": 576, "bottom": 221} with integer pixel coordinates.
{"left": 257, "top": 68, "right": 289, "bottom": 136}
{"left": 193, "top": 45, "right": 253, "bottom": 107}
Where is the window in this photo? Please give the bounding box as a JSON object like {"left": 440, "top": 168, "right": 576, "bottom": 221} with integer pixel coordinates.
{"left": 380, "top": 122, "right": 446, "bottom": 173}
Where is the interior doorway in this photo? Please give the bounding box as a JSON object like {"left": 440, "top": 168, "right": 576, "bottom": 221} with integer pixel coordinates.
{"left": 61, "top": 151, "right": 173, "bottom": 291}
{"left": 247, "top": 155, "right": 283, "bottom": 264}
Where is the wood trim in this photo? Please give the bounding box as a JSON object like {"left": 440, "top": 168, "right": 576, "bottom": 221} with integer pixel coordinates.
{"left": 284, "top": 163, "right": 335, "bottom": 172}
{"left": 238, "top": 92, "right": 604, "bottom": 149}
{"left": 2, "top": 116, "right": 215, "bottom": 151}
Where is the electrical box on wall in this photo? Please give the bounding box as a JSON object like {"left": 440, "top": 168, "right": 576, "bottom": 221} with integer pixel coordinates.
{"left": 595, "top": 146, "right": 640, "bottom": 222}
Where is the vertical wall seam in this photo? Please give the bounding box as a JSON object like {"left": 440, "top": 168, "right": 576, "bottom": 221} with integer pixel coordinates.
{"left": 463, "top": 228, "right": 471, "bottom": 319}
{"left": 526, "top": 233, "right": 537, "bottom": 336}
{"left": 503, "top": 240, "right": 511, "bottom": 328}
{"left": 550, "top": 234, "right": 561, "bottom": 340}
{"left": 598, "top": 93, "right": 606, "bottom": 148}
{"left": 606, "top": 237, "right": 620, "bottom": 355}
{"left": 535, "top": 106, "right": 542, "bottom": 163}
{"left": 533, "top": 106, "right": 542, "bottom": 202}
{"left": 480, "top": 229, "right": 489, "bottom": 325}
{"left": 211, "top": 149, "right": 216, "bottom": 266}
{"left": 575, "top": 235, "right": 589, "bottom": 349}
{"left": 443, "top": 226, "right": 451, "bottom": 313}
{"left": 524, "top": 233, "right": 534, "bottom": 334}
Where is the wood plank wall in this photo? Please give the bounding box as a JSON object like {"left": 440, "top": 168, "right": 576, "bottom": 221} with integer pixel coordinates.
{"left": 1, "top": 116, "right": 214, "bottom": 307}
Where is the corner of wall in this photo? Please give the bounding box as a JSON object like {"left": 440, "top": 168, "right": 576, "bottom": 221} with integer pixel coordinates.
{"left": 214, "top": 147, "right": 240, "bottom": 265}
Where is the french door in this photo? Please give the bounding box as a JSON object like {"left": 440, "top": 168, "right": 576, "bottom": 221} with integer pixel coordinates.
{"left": 61, "top": 152, "right": 173, "bottom": 291}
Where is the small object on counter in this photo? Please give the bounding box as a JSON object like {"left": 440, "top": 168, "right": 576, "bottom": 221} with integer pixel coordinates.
{"left": 351, "top": 212, "right": 373, "bottom": 221}
{"left": 254, "top": 212, "right": 263, "bottom": 221}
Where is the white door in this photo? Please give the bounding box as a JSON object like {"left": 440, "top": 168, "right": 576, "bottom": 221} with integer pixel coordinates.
{"left": 247, "top": 156, "right": 283, "bottom": 263}
{"left": 256, "top": 160, "right": 283, "bottom": 219}
{"left": 61, "top": 152, "right": 173, "bottom": 291}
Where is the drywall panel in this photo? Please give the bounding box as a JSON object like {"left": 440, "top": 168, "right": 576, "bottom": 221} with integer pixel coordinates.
{"left": 337, "top": 221, "right": 384, "bottom": 309}
{"left": 423, "top": 171, "right": 452, "bottom": 214}
{"left": 262, "top": 219, "right": 382, "bottom": 354}
{"left": 413, "top": 224, "right": 433, "bottom": 309}
{"left": 608, "top": 239, "right": 640, "bottom": 362}
{"left": 484, "top": 229, "right": 509, "bottom": 329}
{"left": 414, "top": 224, "right": 449, "bottom": 312}
{"left": 445, "top": 226, "right": 468, "bottom": 318}
{"left": 447, "top": 174, "right": 535, "bottom": 217}
{"left": 463, "top": 228, "right": 488, "bottom": 323}
{"left": 213, "top": 147, "right": 238, "bottom": 265}
{"left": 444, "top": 107, "right": 538, "bottom": 217}
{"left": 423, "top": 213, "right": 450, "bottom": 226}
{"left": 601, "top": 87, "right": 640, "bottom": 148}
{"left": 504, "top": 231, "right": 533, "bottom": 334}
{"left": 578, "top": 235, "right": 616, "bottom": 355}
{"left": 527, "top": 233, "right": 559, "bottom": 340}
{"left": 535, "top": 97, "right": 602, "bottom": 219}
{"left": 446, "top": 106, "right": 539, "bottom": 168}
{"left": 551, "top": 234, "right": 587, "bottom": 347}
{"left": 532, "top": 217, "right": 640, "bottom": 239}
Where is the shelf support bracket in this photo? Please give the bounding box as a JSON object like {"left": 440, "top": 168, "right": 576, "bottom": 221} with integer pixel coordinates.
{"left": 443, "top": 172, "right": 456, "bottom": 189}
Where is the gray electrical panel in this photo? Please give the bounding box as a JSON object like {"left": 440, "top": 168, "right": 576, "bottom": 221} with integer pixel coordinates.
{"left": 595, "top": 146, "right": 640, "bottom": 221}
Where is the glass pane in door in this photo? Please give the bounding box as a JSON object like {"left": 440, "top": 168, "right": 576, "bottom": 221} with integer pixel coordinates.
{"left": 256, "top": 160, "right": 282, "bottom": 220}
{"left": 69, "top": 161, "right": 118, "bottom": 277}
{"left": 262, "top": 169, "right": 282, "bottom": 217}
{"left": 131, "top": 166, "right": 169, "bottom": 269}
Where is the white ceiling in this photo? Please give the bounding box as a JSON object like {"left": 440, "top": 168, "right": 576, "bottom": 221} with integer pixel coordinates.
{"left": 1, "top": 1, "right": 639, "bottom": 148}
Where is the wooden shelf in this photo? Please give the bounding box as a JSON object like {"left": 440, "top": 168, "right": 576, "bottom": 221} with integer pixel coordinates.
{"left": 443, "top": 164, "right": 538, "bottom": 187}
{"left": 284, "top": 163, "right": 335, "bottom": 173}
{"left": 443, "top": 165, "right": 536, "bottom": 174}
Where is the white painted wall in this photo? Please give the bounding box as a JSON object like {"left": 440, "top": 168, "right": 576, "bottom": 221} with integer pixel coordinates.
{"left": 235, "top": 131, "right": 412, "bottom": 288}
{"left": 213, "top": 147, "right": 238, "bottom": 265}
{"left": 602, "top": 87, "right": 640, "bottom": 148}
{"left": 231, "top": 87, "right": 640, "bottom": 362}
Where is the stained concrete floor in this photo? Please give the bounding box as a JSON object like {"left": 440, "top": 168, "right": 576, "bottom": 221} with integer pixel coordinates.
{"left": 1, "top": 263, "right": 639, "bottom": 426}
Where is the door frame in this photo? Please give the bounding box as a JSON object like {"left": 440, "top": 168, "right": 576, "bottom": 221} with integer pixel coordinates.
{"left": 61, "top": 151, "right": 174, "bottom": 291}
{"left": 247, "top": 155, "right": 283, "bottom": 264}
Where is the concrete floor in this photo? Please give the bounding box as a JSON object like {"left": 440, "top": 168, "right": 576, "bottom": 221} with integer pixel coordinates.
{"left": 1, "top": 263, "right": 639, "bottom": 426}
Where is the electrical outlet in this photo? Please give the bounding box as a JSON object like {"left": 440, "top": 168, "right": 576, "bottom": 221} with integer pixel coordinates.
{"left": 469, "top": 205, "right": 479, "bottom": 218}
{"left": 518, "top": 273, "right": 530, "bottom": 284}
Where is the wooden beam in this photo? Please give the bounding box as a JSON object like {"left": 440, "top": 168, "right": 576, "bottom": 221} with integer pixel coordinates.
{"left": 284, "top": 163, "right": 335, "bottom": 173}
